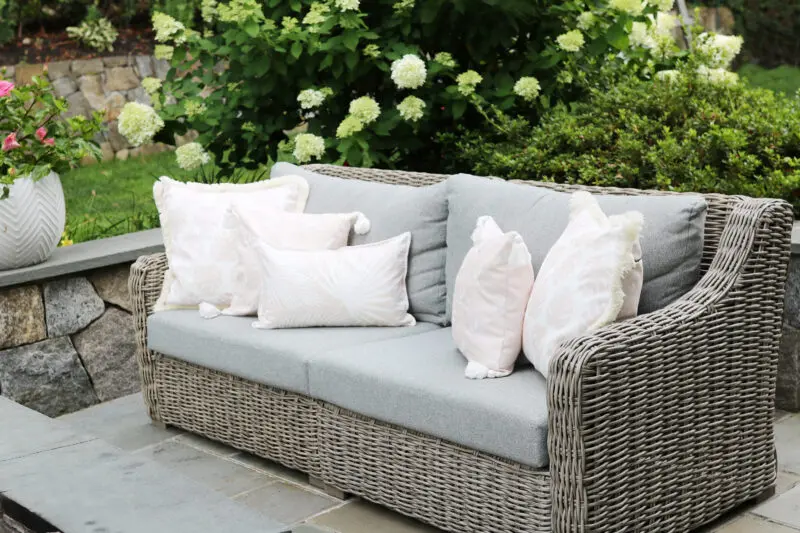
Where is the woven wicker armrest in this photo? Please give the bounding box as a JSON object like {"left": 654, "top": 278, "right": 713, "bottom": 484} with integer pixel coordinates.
{"left": 547, "top": 198, "right": 795, "bottom": 533}
{"left": 129, "top": 252, "right": 168, "bottom": 421}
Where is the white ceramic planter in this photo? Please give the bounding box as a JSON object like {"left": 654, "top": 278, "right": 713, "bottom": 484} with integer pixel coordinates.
{"left": 0, "top": 172, "right": 66, "bottom": 270}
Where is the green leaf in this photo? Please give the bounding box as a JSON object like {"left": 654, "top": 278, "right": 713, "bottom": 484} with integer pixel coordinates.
{"left": 607, "top": 22, "right": 629, "bottom": 50}
{"left": 343, "top": 32, "right": 360, "bottom": 51}
{"left": 244, "top": 21, "right": 260, "bottom": 38}
{"left": 452, "top": 100, "right": 467, "bottom": 119}
{"left": 291, "top": 42, "right": 303, "bottom": 59}
{"left": 345, "top": 51, "right": 358, "bottom": 70}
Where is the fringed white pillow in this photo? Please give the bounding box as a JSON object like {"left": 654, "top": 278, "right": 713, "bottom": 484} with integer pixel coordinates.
{"left": 153, "top": 175, "right": 309, "bottom": 311}
{"left": 523, "top": 191, "right": 644, "bottom": 378}
{"left": 222, "top": 206, "right": 371, "bottom": 316}
{"left": 249, "top": 233, "right": 416, "bottom": 329}
{"left": 452, "top": 216, "right": 534, "bottom": 379}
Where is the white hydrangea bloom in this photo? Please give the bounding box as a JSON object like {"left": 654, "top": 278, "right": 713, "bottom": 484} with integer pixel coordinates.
{"left": 629, "top": 22, "right": 654, "bottom": 48}
{"left": 217, "top": 0, "right": 265, "bottom": 23}
{"left": 154, "top": 45, "right": 174, "bottom": 61}
{"left": 696, "top": 65, "right": 739, "bottom": 86}
{"left": 391, "top": 54, "right": 427, "bottom": 89}
{"left": 609, "top": 0, "right": 645, "bottom": 15}
{"left": 152, "top": 12, "right": 186, "bottom": 44}
{"left": 696, "top": 33, "right": 744, "bottom": 68}
{"left": 141, "top": 77, "right": 162, "bottom": 95}
{"left": 349, "top": 96, "right": 380, "bottom": 124}
{"left": 336, "top": 116, "right": 363, "bottom": 138}
{"left": 175, "top": 142, "right": 211, "bottom": 170}
{"left": 513, "top": 76, "right": 541, "bottom": 102}
{"left": 334, "top": 0, "right": 360, "bottom": 11}
{"left": 396, "top": 96, "right": 425, "bottom": 122}
{"left": 655, "top": 69, "right": 681, "bottom": 83}
{"left": 556, "top": 30, "right": 584, "bottom": 53}
{"left": 577, "top": 12, "right": 596, "bottom": 30}
{"left": 649, "top": 0, "right": 674, "bottom": 12}
{"left": 456, "top": 70, "right": 483, "bottom": 96}
{"left": 118, "top": 102, "right": 165, "bottom": 147}
{"left": 201, "top": 0, "right": 217, "bottom": 24}
{"left": 434, "top": 52, "right": 456, "bottom": 68}
{"left": 297, "top": 89, "right": 327, "bottom": 109}
{"left": 293, "top": 133, "right": 325, "bottom": 163}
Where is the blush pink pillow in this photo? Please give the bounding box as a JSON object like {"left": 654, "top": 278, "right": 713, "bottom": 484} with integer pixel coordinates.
{"left": 451, "top": 216, "right": 534, "bottom": 379}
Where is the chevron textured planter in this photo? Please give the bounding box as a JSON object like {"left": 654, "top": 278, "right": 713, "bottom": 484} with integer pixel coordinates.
{"left": 0, "top": 172, "right": 65, "bottom": 271}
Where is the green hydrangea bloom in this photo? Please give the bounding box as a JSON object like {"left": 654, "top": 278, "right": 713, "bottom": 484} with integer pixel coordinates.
{"left": 349, "top": 96, "right": 380, "bottom": 124}
{"left": 336, "top": 116, "right": 364, "bottom": 138}
{"left": 556, "top": 30, "right": 584, "bottom": 52}
{"left": 176, "top": 142, "right": 210, "bottom": 170}
{"left": 293, "top": 133, "right": 326, "bottom": 163}
{"left": 396, "top": 96, "right": 425, "bottom": 122}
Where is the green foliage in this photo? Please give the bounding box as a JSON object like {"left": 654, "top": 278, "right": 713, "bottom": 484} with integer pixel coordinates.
{"left": 66, "top": 7, "right": 119, "bottom": 52}
{"left": 738, "top": 64, "right": 800, "bottom": 96}
{"left": 445, "top": 64, "right": 800, "bottom": 213}
{"left": 150, "top": 0, "right": 685, "bottom": 174}
{"left": 0, "top": 75, "right": 104, "bottom": 199}
{"left": 149, "top": 0, "right": 201, "bottom": 27}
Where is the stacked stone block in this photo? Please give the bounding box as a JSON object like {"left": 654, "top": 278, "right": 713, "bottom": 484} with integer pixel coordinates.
{"left": 0, "top": 265, "right": 140, "bottom": 417}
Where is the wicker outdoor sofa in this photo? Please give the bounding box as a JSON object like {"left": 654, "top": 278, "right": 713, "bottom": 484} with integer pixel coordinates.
{"left": 130, "top": 164, "right": 795, "bottom": 533}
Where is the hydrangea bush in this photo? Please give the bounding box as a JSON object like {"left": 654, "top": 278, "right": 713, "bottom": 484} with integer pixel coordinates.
{"left": 129, "top": 0, "right": 704, "bottom": 173}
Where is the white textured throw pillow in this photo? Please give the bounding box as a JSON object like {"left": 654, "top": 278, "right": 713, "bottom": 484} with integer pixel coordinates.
{"left": 250, "top": 233, "right": 416, "bottom": 329}
{"left": 153, "top": 175, "right": 309, "bottom": 311}
{"left": 452, "top": 216, "right": 534, "bottom": 379}
{"left": 223, "top": 206, "right": 371, "bottom": 316}
{"left": 523, "top": 191, "right": 644, "bottom": 378}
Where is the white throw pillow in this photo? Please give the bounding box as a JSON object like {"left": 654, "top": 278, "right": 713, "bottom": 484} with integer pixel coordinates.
{"left": 523, "top": 191, "right": 644, "bottom": 378}
{"left": 153, "top": 175, "right": 309, "bottom": 311}
{"left": 248, "top": 233, "right": 416, "bottom": 329}
{"left": 452, "top": 216, "right": 534, "bottom": 379}
{"left": 223, "top": 206, "right": 371, "bottom": 316}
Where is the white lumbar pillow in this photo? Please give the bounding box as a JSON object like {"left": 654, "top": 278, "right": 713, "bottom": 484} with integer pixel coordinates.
{"left": 222, "top": 205, "right": 371, "bottom": 316}
{"left": 249, "top": 232, "right": 416, "bottom": 329}
{"left": 451, "top": 216, "right": 534, "bottom": 379}
{"left": 523, "top": 191, "right": 644, "bottom": 378}
{"left": 153, "top": 175, "right": 309, "bottom": 311}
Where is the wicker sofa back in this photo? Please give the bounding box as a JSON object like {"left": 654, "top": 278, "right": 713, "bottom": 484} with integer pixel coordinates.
{"left": 130, "top": 166, "right": 794, "bottom": 533}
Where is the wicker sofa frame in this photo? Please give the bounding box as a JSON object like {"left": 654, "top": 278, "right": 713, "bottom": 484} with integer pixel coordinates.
{"left": 130, "top": 165, "right": 794, "bottom": 533}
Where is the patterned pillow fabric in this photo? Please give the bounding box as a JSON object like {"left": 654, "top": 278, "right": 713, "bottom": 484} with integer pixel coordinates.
{"left": 523, "top": 191, "right": 644, "bottom": 378}
{"left": 249, "top": 233, "right": 416, "bottom": 329}
{"left": 223, "top": 206, "right": 371, "bottom": 316}
{"left": 452, "top": 216, "right": 534, "bottom": 379}
{"left": 153, "top": 175, "right": 309, "bottom": 311}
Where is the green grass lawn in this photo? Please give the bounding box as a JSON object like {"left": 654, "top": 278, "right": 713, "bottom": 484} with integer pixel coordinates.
{"left": 62, "top": 151, "right": 194, "bottom": 244}
{"left": 738, "top": 64, "right": 800, "bottom": 96}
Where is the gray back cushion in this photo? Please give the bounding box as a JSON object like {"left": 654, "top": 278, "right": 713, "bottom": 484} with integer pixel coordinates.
{"left": 447, "top": 174, "right": 707, "bottom": 317}
{"left": 272, "top": 163, "right": 448, "bottom": 325}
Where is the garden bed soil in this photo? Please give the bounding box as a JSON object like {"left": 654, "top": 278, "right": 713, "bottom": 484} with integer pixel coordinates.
{"left": 0, "top": 28, "right": 154, "bottom": 66}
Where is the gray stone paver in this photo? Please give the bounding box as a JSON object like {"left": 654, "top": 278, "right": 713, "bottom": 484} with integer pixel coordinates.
{"left": 775, "top": 413, "right": 800, "bottom": 475}
{"left": 234, "top": 481, "right": 340, "bottom": 525}
{"left": 752, "top": 484, "right": 800, "bottom": 529}
{"left": 134, "top": 440, "right": 275, "bottom": 497}
{"left": 51, "top": 394, "right": 800, "bottom": 533}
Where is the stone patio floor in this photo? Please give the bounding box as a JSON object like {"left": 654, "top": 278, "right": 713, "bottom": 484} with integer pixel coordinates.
{"left": 57, "top": 394, "right": 800, "bottom": 533}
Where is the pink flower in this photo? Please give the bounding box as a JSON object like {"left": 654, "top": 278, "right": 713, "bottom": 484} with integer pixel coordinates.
{"left": 43, "top": 138, "right": 55, "bottom": 146}
{"left": 2, "top": 133, "right": 20, "bottom": 151}
{"left": 0, "top": 80, "right": 13, "bottom": 97}
{"left": 36, "top": 127, "right": 47, "bottom": 142}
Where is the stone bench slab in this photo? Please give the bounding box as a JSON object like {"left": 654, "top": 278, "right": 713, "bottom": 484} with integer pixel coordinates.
{"left": 0, "top": 397, "right": 286, "bottom": 533}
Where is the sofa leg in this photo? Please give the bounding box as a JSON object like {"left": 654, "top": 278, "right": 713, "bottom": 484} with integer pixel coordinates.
{"left": 151, "top": 419, "right": 169, "bottom": 430}
{"left": 753, "top": 485, "right": 776, "bottom": 504}
{"left": 308, "top": 476, "right": 350, "bottom": 500}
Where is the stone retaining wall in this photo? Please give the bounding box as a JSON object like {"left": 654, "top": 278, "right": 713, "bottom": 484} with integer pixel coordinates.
{"left": 1, "top": 56, "right": 172, "bottom": 162}
{"left": 0, "top": 263, "right": 138, "bottom": 417}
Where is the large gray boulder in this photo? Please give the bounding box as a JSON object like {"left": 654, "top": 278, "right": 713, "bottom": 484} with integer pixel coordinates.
{"left": 44, "top": 277, "right": 105, "bottom": 337}
{"left": 0, "top": 285, "right": 46, "bottom": 349}
{"left": 778, "top": 324, "right": 800, "bottom": 412}
{"left": 72, "top": 307, "right": 139, "bottom": 402}
{"left": 785, "top": 256, "right": 799, "bottom": 330}
{"left": 0, "top": 337, "right": 98, "bottom": 417}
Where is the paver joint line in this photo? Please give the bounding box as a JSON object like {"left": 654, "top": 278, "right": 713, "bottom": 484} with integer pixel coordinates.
{"left": 0, "top": 437, "right": 97, "bottom": 465}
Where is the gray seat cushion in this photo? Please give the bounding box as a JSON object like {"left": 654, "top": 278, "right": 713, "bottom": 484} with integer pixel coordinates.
{"left": 147, "top": 310, "right": 440, "bottom": 395}
{"left": 447, "top": 174, "right": 708, "bottom": 317}
{"left": 271, "top": 163, "right": 448, "bottom": 325}
{"left": 307, "top": 327, "right": 550, "bottom": 468}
